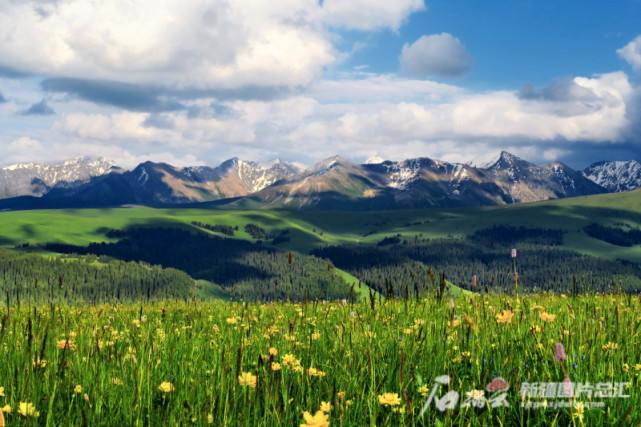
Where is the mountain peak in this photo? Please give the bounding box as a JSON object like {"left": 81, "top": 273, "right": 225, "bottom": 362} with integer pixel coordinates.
{"left": 468, "top": 151, "right": 534, "bottom": 170}
{"left": 583, "top": 159, "right": 641, "bottom": 192}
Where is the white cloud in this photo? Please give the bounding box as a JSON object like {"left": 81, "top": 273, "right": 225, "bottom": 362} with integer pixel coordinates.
{"left": 321, "top": 0, "right": 425, "bottom": 31}
{"left": 47, "top": 72, "right": 634, "bottom": 166}
{"left": 617, "top": 35, "right": 641, "bottom": 70}
{"left": 400, "top": 33, "right": 472, "bottom": 78}
{"left": 0, "top": 0, "right": 334, "bottom": 89}
{"left": 0, "top": 0, "right": 427, "bottom": 91}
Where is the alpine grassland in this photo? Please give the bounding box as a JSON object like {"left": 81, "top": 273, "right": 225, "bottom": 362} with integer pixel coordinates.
{"left": 0, "top": 293, "right": 639, "bottom": 426}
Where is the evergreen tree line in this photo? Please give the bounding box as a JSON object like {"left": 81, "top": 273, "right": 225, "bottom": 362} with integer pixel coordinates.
{"left": 0, "top": 248, "right": 193, "bottom": 304}
{"left": 583, "top": 223, "right": 641, "bottom": 247}
{"left": 43, "top": 227, "right": 350, "bottom": 302}
{"left": 190, "top": 221, "right": 238, "bottom": 236}
{"left": 312, "top": 226, "right": 641, "bottom": 295}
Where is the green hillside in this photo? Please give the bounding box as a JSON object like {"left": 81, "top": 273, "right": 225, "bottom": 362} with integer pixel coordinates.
{"left": 1, "top": 189, "right": 641, "bottom": 261}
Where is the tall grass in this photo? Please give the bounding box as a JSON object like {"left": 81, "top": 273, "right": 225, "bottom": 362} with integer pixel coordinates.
{"left": 0, "top": 293, "right": 638, "bottom": 425}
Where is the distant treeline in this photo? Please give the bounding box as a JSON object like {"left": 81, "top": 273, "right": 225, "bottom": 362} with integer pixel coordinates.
{"left": 584, "top": 223, "right": 641, "bottom": 247}
{"left": 313, "top": 226, "right": 641, "bottom": 295}
{"left": 43, "top": 227, "right": 349, "bottom": 301}
{"left": 191, "top": 221, "right": 238, "bottom": 236}
{"left": 0, "top": 248, "right": 192, "bottom": 304}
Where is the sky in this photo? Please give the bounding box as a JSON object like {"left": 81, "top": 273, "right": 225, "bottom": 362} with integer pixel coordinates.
{"left": 0, "top": 0, "right": 640, "bottom": 169}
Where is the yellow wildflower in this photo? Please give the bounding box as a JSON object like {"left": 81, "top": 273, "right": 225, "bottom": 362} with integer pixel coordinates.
{"left": 307, "top": 368, "right": 326, "bottom": 377}
{"left": 0, "top": 387, "right": 3, "bottom": 397}
{"left": 378, "top": 393, "right": 401, "bottom": 406}
{"left": 337, "top": 392, "right": 345, "bottom": 400}
{"left": 1, "top": 405, "right": 11, "bottom": 413}
{"left": 496, "top": 310, "right": 514, "bottom": 324}
{"left": 207, "top": 414, "right": 214, "bottom": 424}
{"left": 74, "top": 385, "right": 83, "bottom": 394}
{"left": 634, "top": 364, "right": 641, "bottom": 371}
{"left": 538, "top": 312, "right": 556, "bottom": 322}
{"left": 573, "top": 402, "right": 585, "bottom": 420}
{"left": 271, "top": 362, "right": 282, "bottom": 371}
{"left": 56, "top": 339, "right": 76, "bottom": 350}
{"left": 320, "top": 401, "right": 331, "bottom": 412}
{"left": 18, "top": 402, "right": 39, "bottom": 417}
{"left": 268, "top": 347, "right": 278, "bottom": 356}
{"left": 418, "top": 386, "right": 429, "bottom": 397}
{"left": 158, "top": 382, "right": 174, "bottom": 393}
{"left": 238, "top": 372, "right": 257, "bottom": 388}
{"left": 300, "top": 410, "right": 329, "bottom": 427}
{"left": 603, "top": 342, "right": 618, "bottom": 351}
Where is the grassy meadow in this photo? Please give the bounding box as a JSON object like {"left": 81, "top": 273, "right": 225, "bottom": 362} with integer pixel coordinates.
{"left": 1, "top": 189, "right": 641, "bottom": 261}
{"left": 0, "top": 293, "right": 639, "bottom": 426}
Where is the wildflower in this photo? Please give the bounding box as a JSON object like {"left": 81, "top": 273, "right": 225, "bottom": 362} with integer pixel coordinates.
{"left": 300, "top": 410, "right": 329, "bottom": 427}
{"left": 465, "top": 389, "right": 485, "bottom": 401}
{"left": 320, "top": 401, "right": 331, "bottom": 412}
{"left": 238, "top": 372, "right": 257, "bottom": 388}
{"left": 226, "top": 317, "right": 238, "bottom": 325}
{"left": 538, "top": 312, "right": 556, "bottom": 322}
{"left": 337, "top": 392, "right": 345, "bottom": 400}
{"left": 511, "top": 249, "right": 517, "bottom": 258}
{"left": 1, "top": 405, "right": 11, "bottom": 413}
{"left": 573, "top": 401, "right": 585, "bottom": 420}
{"left": 158, "top": 382, "right": 174, "bottom": 393}
{"left": 378, "top": 393, "right": 401, "bottom": 406}
{"left": 603, "top": 342, "right": 618, "bottom": 351}
{"left": 495, "top": 310, "right": 514, "bottom": 324}
{"left": 486, "top": 377, "right": 510, "bottom": 392}
{"left": 207, "top": 414, "right": 214, "bottom": 424}
{"left": 56, "top": 339, "right": 76, "bottom": 350}
{"left": 268, "top": 347, "right": 278, "bottom": 356}
{"left": 0, "top": 387, "right": 3, "bottom": 397}
{"left": 112, "top": 378, "right": 124, "bottom": 385}
{"left": 345, "top": 400, "right": 353, "bottom": 406}
{"left": 530, "top": 325, "right": 542, "bottom": 333}
{"left": 418, "top": 385, "right": 430, "bottom": 397}
{"left": 74, "top": 385, "right": 83, "bottom": 394}
{"left": 282, "top": 354, "right": 299, "bottom": 368}
{"left": 554, "top": 343, "right": 567, "bottom": 362}
{"left": 18, "top": 402, "right": 39, "bottom": 417}
{"left": 634, "top": 364, "right": 641, "bottom": 371}
{"left": 623, "top": 364, "right": 630, "bottom": 372}
{"left": 449, "top": 319, "right": 461, "bottom": 327}
{"left": 307, "top": 368, "right": 326, "bottom": 377}
{"left": 271, "top": 362, "right": 282, "bottom": 371}
{"left": 33, "top": 359, "right": 48, "bottom": 368}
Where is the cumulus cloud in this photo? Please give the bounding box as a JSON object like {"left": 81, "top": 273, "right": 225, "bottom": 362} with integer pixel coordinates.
{"left": 0, "top": 0, "right": 334, "bottom": 90}
{"left": 47, "top": 71, "right": 634, "bottom": 167}
{"left": 617, "top": 35, "right": 641, "bottom": 70}
{"left": 0, "top": 92, "right": 5, "bottom": 103}
{"left": 22, "top": 99, "right": 55, "bottom": 115}
{"left": 400, "top": 33, "right": 472, "bottom": 78}
{"left": 321, "top": 0, "right": 425, "bottom": 31}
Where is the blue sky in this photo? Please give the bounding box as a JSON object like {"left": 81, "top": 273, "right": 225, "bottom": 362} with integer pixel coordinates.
{"left": 0, "top": 0, "right": 640, "bottom": 169}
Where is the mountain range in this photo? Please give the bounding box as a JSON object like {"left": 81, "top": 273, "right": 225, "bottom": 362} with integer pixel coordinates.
{"left": 0, "top": 152, "right": 638, "bottom": 210}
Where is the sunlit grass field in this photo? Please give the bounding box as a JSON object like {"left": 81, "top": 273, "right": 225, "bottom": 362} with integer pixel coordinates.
{"left": 0, "top": 293, "right": 639, "bottom": 426}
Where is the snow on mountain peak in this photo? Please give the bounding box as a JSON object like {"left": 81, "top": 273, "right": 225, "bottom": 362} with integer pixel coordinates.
{"left": 583, "top": 160, "right": 641, "bottom": 192}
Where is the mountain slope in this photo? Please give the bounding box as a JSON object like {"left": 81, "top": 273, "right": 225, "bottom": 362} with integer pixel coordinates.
{"left": 583, "top": 160, "right": 641, "bottom": 192}
{"left": 469, "top": 151, "right": 606, "bottom": 203}
{"left": 0, "top": 157, "right": 118, "bottom": 198}
{"left": 39, "top": 158, "right": 302, "bottom": 206}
